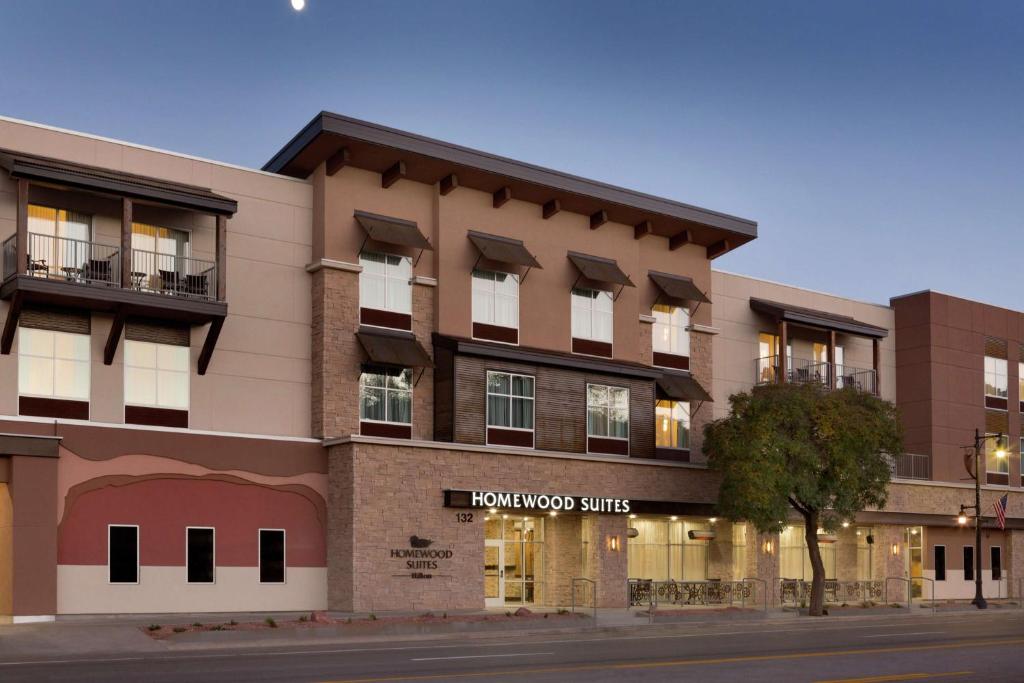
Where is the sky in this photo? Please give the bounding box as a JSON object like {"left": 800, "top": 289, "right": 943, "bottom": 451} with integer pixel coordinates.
{"left": 1, "top": 1, "right": 1022, "bottom": 308}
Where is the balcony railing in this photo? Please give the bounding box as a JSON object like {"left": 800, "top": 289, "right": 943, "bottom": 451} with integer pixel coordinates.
{"left": 755, "top": 356, "right": 877, "bottom": 395}
{"left": 887, "top": 453, "right": 931, "bottom": 481}
{"left": 2, "top": 233, "right": 218, "bottom": 302}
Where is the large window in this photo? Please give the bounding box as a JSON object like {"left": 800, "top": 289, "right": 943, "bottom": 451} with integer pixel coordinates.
{"left": 757, "top": 333, "right": 792, "bottom": 383}
{"left": 571, "top": 288, "right": 613, "bottom": 343}
{"left": 472, "top": 270, "right": 519, "bottom": 331}
{"left": 359, "top": 252, "right": 412, "bottom": 315}
{"left": 985, "top": 356, "right": 1008, "bottom": 398}
{"left": 486, "top": 372, "right": 534, "bottom": 431}
{"left": 187, "top": 527, "right": 215, "bottom": 584}
{"left": 259, "top": 529, "right": 286, "bottom": 584}
{"left": 627, "top": 519, "right": 709, "bottom": 581}
{"left": 27, "top": 205, "right": 92, "bottom": 276}
{"left": 732, "top": 524, "right": 748, "bottom": 580}
{"left": 108, "top": 525, "right": 139, "bottom": 584}
{"left": 856, "top": 527, "right": 874, "bottom": 581}
{"left": 986, "top": 433, "right": 1009, "bottom": 475}
{"left": 359, "top": 367, "right": 412, "bottom": 425}
{"left": 655, "top": 400, "right": 690, "bottom": 450}
{"left": 124, "top": 341, "right": 189, "bottom": 411}
{"left": 652, "top": 304, "right": 690, "bottom": 357}
{"left": 779, "top": 525, "right": 836, "bottom": 580}
{"left": 587, "top": 384, "right": 629, "bottom": 439}
{"left": 18, "top": 328, "right": 90, "bottom": 402}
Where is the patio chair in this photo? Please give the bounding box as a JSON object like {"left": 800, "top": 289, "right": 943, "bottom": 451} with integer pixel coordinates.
{"left": 180, "top": 273, "right": 209, "bottom": 298}
{"left": 158, "top": 269, "right": 180, "bottom": 294}
{"left": 83, "top": 258, "right": 112, "bottom": 284}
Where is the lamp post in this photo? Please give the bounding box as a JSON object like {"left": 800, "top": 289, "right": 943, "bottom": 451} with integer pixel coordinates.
{"left": 958, "top": 429, "right": 1008, "bottom": 610}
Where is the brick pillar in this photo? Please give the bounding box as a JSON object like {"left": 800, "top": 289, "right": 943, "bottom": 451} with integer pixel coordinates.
{"left": 412, "top": 282, "right": 435, "bottom": 441}
{"left": 594, "top": 515, "right": 629, "bottom": 607}
{"left": 688, "top": 328, "right": 714, "bottom": 462}
{"left": 312, "top": 267, "right": 361, "bottom": 438}
{"left": 543, "top": 514, "right": 582, "bottom": 607}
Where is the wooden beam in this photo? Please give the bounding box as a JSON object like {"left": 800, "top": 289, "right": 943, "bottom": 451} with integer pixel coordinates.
{"left": 669, "top": 229, "right": 692, "bottom": 251}
{"left": 589, "top": 210, "right": 608, "bottom": 230}
{"left": 439, "top": 173, "right": 459, "bottom": 196}
{"left": 706, "top": 239, "right": 730, "bottom": 259}
{"left": 104, "top": 310, "right": 126, "bottom": 365}
{"left": 778, "top": 320, "right": 788, "bottom": 383}
{"left": 0, "top": 290, "right": 23, "bottom": 355}
{"left": 326, "top": 147, "right": 351, "bottom": 176}
{"left": 542, "top": 199, "right": 561, "bottom": 219}
{"left": 493, "top": 186, "right": 512, "bottom": 208}
{"left": 197, "top": 317, "right": 225, "bottom": 376}
{"left": 216, "top": 215, "right": 227, "bottom": 301}
{"left": 634, "top": 220, "right": 653, "bottom": 240}
{"left": 381, "top": 161, "right": 406, "bottom": 189}
{"left": 15, "top": 179, "right": 28, "bottom": 277}
{"left": 120, "top": 197, "right": 132, "bottom": 288}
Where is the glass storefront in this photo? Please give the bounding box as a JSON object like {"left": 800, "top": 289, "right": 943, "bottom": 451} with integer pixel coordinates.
{"left": 484, "top": 516, "right": 544, "bottom": 606}
{"left": 779, "top": 525, "right": 837, "bottom": 580}
{"left": 627, "top": 518, "right": 709, "bottom": 581}
{"left": 856, "top": 526, "right": 874, "bottom": 580}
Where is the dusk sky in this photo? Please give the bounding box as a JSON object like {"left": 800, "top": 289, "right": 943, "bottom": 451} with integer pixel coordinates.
{"left": 2, "top": 1, "right": 1021, "bottom": 308}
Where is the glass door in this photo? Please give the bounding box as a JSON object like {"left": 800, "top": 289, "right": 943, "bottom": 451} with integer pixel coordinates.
{"left": 905, "top": 526, "right": 923, "bottom": 597}
{"left": 484, "top": 539, "right": 504, "bottom": 607}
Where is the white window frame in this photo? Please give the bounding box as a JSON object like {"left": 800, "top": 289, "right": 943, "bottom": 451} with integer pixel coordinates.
{"left": 185, "top": 526, "right": 216, "bottom": 585}
{"left": 984, "top": 356, "right": 1008, "bottom": 399}
{"left": 359, "top": 367, "right": 414, "bottom": 426}
{"left": 17, "top": 327, "right": 91, "bottom": 406}
{"left": 652, "top": 304, "right": 690, "bottom": 358}
{"left": 123, "top": 340, "right": 190, "bottom": 413}
{"left": 571, "top": 288, "right": 614, "bottom": 345}
{"left": 107, "top": 524, "right": 139, "bottom": 585}
{"left": 586, "top": 383, "right": 630, "bottom": 443}
{"left": 471, "top": 269, "right": 520, "bottom": 338}
{"left": 655, "top": 399, "right": 690, "bottom": 450}
{"left": 358, "top": 251, "right": 412, "bottom": 317}
{"left": 258, "top": 528, "right": 287, "bottom": 585}
{"left": 485, "top": 371, "right": 535, "bottom": 440}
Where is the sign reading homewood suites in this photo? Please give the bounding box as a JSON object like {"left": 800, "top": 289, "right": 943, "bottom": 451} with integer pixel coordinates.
{"left": 445, "top": 489, "right": 630, "bottom": 514}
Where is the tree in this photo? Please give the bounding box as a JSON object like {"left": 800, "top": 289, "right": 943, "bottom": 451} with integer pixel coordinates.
{"left": 703, "top": 382, "right": 902, "bottom": 616}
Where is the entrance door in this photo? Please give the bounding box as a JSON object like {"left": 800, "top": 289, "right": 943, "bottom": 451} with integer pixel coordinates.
{"left": 484, "top": 540, "right": 504, "bottom": 607}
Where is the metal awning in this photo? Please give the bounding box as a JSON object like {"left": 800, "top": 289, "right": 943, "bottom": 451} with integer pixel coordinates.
{"left": 749, "top": 298, "right": 888, "bottom": 339}
{"left": 356, "top": 327, "right": 433, "bottom": 368}
{"left": 467, "top": 231, "right": 541, "bottom": 269}
{"left": 354, "top": 210, "right": 432, "bottom": 250}
{"left": 567, "top": 251, "right": 634, "bottom": 289}
{"left": 649, "top": 271, "right": 710, "bottom": 305}
{"left": 656, "top": 372, "right": 713, "bottom": 402}
{"left": 0, "top": 150, "right": 237, "bottom": 216}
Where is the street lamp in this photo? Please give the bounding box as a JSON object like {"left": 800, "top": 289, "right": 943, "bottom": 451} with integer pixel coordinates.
{"left": 959, "top": 429, "right": 1008, "bottom": 610}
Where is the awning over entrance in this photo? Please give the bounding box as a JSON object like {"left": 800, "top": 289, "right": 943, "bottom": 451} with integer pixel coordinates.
{"left": 354, "top": 210, "right": 433, "bottom": 251}
{"left": 567, "top": 251, "right": 634, "bottom": 289}
{"left": 749, "top": 298, "right": 888, "bottom": 339}
{"left": 467, "top": 231, "right": 541, "bottom": 269}
{"left": 649, "top": 271, "right": 710, "bottom": 305}
{"left": 656, "top": 372, "right": 712, "bottom": 403}
{"left": 356, "top": 327, "right": 433, "bottom": 368}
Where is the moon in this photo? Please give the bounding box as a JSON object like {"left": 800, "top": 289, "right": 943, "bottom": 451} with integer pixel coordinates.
{"left": 291, "top": 0, "right": 305, "bottom": 10}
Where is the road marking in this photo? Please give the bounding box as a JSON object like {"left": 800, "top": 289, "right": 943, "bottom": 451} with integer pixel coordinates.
{"left": 410, "top": 652, "right": 552, "bottom": 661}
{"left": 862, "top": 631, "right": 946, "bottom": 638}
{"left": 319, "top": 638, "right": 1024, "bottom": 683}
{"left": 815, "top": 672, "right": 971, "bottom": 683}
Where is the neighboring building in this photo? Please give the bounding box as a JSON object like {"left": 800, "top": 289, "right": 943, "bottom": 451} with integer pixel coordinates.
{"left": 0, "top": 113, "right": 1019, "bottom": 620}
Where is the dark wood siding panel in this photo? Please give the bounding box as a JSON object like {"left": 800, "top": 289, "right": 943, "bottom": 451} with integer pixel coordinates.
{"left": 653, "top": 352, "right": 689, "bottom": 371}
{"left": 487, "top": 428, "right": 533, "bottom": 448}
{"left": 473, "top": 322, "right": 518, "bottom": 345}
{"left": 19, "top": 396, "right": 88, "bottom": 420}
{"left": 433, "top": 345, "right": 455, "bottom": 442}
{"left": 19, "top": 307, "right": 90, "bottom": 334}
{"left": 125, "top": 320, "right": 190, "bottom": 346}
{"left": 360, "top": 421, "right": 412, "bottom": 439}
{"left": 125, "top": 405, "right": 188, "bottom": 428}
{"left": 571, "top": 337, "right": 612, "bottom": 358}
{"left": 360, "top": 308, "right": 412, "bottom": 331}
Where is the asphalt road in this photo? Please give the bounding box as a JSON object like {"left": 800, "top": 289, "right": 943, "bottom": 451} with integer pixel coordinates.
{"left": 3, "top": 611, "right": 1024, "bottom": 682}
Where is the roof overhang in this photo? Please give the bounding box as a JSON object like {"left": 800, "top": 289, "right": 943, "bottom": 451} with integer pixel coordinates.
{"left": 263, "top": 112, "right": 757, "bottom": 257}
{"left": 750, "top": 298, "right": 889, "bottom": 339}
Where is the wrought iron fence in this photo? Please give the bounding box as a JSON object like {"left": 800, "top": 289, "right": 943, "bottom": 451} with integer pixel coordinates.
{"left": 780, "top": 579, "right": 883, "bottom": 606}
{"left": 628, "top": 579, "right": 767, "bottom": 610}
{"left": 14, "top": 233, "right": 121, "bottom": 286}
{"left": 754, "top": 356, "right": 878, "bottom": 395}
{"left": 129, "top": 248, "right": 217, "bottom": 301}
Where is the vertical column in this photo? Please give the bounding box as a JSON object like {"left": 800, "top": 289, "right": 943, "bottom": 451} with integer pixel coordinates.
{"left": 15, "top": 179, "right": 28, "bottom": 276}
{"left": 873, "top": 338, "right": 881, "bottom": 396}
{"left": 827, "top": 330, "right": 836, "bottom": 390}
{"left": 216, "top": 215, "right": 227, "bottom": 301}
{"left": 778, "top": 320, "right": 788, "bottom": 383}
{"left": 120, "top": 198, "right": 132, "bottom": 288}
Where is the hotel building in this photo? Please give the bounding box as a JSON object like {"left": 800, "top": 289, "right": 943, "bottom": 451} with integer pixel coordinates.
{"left": 0, "top": 113, "right": 1018, "bottom": 621}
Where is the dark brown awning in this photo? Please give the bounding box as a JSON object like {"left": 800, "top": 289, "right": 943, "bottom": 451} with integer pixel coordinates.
{"left": 657, "top": 372, "right": 712, "bottom": 402}
{"left": 749, "top": 298, "right": 888, "bottom": 339}
{"left": 567, "top": 252, "right": 634, "bottom": 288}
{"left": 468, "top": 231, "right": 541, "bottom": 269}
{"left": 356, "top": 327, "right": 433, "bottom": 368}
{"left": 354, "top": 210, "right": 432, "bottom": 250}
{"left": 0, "top": 150, "right": 237, "bottom": 216}
{"left": 649, "top": 271, "right": 710, "bottom": 305}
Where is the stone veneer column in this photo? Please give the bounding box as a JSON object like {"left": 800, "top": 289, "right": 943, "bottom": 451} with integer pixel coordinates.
{"left": 411, "top": 281, "right": 435, "bottom": 441}
{"left": 326, "top": 443, "right": 356, "bottom": 611}
{"left": 543, "top": 515, "right": 582, "bottom": 607}
{"left": 592, "top": 514, "right": 629, "bottom": 607}
{"left": 707, "top": 522, "right": 732, "bottom": 580}
{"left": 1009, "top": 530, "right": 1024, "bottom": 598}
{"left": 687, "top": 328, "right": 714, "bottom": 462}
{"left": 834, "top": 527, "right": 860, "bottom": 583}
{"left": 753, "top": 531, "right": 781, "bottom": 606}
{"left": 312, "top": 267, "right": 361, "bottom": 438}
{"left": 872, "top": 525, "right": 907, "bottom": 602}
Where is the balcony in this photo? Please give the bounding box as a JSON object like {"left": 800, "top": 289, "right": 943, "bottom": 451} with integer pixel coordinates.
{"left": 755, "top": 356, "right": 878, "bottom": 395}
{"left": 887, "top": 453, "right": 931, "bottom": 481}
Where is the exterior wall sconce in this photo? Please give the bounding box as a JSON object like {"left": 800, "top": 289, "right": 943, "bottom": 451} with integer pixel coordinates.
{"left": 763, "top": 539, "right": 774, "bottom": 555}
{"left": 891, "top": 543, "right": 900, "bottom": 557}
{"left": 607, "top": 535, "right": 621, "bottom": 552}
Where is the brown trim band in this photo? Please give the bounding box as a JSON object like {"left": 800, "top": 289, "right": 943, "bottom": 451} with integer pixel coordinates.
{"left": 487, "top": 427, "right": 533, "bottom": 448}
{"left": 653, "top": 447, "right": 691, "bottom": 462}
{"left": 473, "top": 322, "right": 518, "bottom": 345}
{"left": 572, "top": 337, "right": 612, "bottom": 358}
{"left": 985, "top": 396, "right": 1008, "bottom": 410}
{"left": 360, "top": 421, "right": 412, "bottom": 439}
{"left": 20, "top": 396, "right": 88, "bottom": 420}
{"left": 588, "top": 436, "right": 628, "bottom": 456}
{"left": 653, "top": 352, "right": 689, "bottom": 371}
{"left": 360, "top": 307, "right": 412, "bottom": 331}
{"left": 125, "top": 405, "right": 189, "bottom": 429}
{"left": 986, "top": 472, "right": 1009, "bottom": 485}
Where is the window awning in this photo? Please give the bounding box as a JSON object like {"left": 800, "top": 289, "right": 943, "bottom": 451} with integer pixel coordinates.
{"left": 467, "top": 231, "right": 541, "bottom": 269}
{"left": 567, "top": 251, "right": 634, "bottom": 289}
{"left": 0, "top": 150, "right": 237, "bottom": 216}
{"left": 656, "top": 372, "right": 712, "bottom": 402}
{"left": 356, "top": 327, "right": 433, "bottom": 368}
{"left": 649, "top": 271, "right": 710, "bottom": 305}
{"left": 354, "top": 210, "right": 432, "bottom": 250}
{"left": 749, "top": 298, "right": 888, "bottom": 339}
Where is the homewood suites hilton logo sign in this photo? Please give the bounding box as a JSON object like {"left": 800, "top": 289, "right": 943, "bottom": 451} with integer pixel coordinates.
{"left": 390, "top": 536, "right": 454, "bottom": 580}
{"left": 464, "top": 490, "right": 631, "bottom": 513}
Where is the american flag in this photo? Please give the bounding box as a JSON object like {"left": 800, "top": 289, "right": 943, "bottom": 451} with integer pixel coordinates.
{"left": 994, "top": 493, "right": 1008, "bottom": 531}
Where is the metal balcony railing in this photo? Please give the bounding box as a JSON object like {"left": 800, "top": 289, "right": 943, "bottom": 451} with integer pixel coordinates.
{"left": 755, "top": 356, "right": 877, "bottom": 395}
{"left": 887, "top": 453, "right": 931, "bottom": 481}
{"left": 129, "top": 248, "right": 217, "bottom": 301}
{"left": 3, "top": 232, "right": 121, "bottom": 286}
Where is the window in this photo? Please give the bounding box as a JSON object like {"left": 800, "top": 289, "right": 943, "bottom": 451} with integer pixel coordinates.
{"left": 732, "top": 524, "right": 747, "bottom": 580}
{"left": 27, "top": 205, "right": 92, "bottom": 276}
{"left": 18, "top": 328, "right": 90, "bottom": 401}
{"left": 963, "top": 546, "right": 974, "bottom": 581}
{"left": 131, "top": 222, "right": 190, "bottom": 280}
{"left": 259, "top": 529, "right": 286, "bottom": 584}
{"left": 359, "top": 367, "right": 412, "bottom": 424}
{"left": 779, "top": 525, "right": 837, "bottom": 580}
{"left": 486, "top": 372, "right": 534, "bottom": 431}
{"left": 757, "top": 333, "right": 792, "bottom": 383}
{"left": 984, "top": 356, "right": 1008, "bottom": 398}
{"left": 587, "top": 385, "right": 629, "bottom": 439}
{"left": 124, "top": 341, "right": 189, "bottom": 411}
{"left": 108, "top": 525, "right": 139, "bottom": 584}
{"left": 627, "top": 519, "right": 708, "bottom": 581}
{"left": 472, "top": 270, "right": 519, "bottom": 330}
{"left": 856, "top": 527, "right": 873, "bottom": 581}
{"left": 655, "top": 400, "right": 690, "bottom": 450}
{"left": 934, "top": 545, "right": 946, "bottom": 581}
{"left": 186, "top": 527, "right": 215, "bottom": 583}
{"left": 359, "top": 252, "right": 411, "bottom": 314}
{"left": 571, "top": 288, "right": 613, "bottom": 343}
{"left": 991, "top": 546, "right": 1002, "bottom": 581}
{"left": 986, "top": 433, "right": 1009, "bottom": 475}
{"left": 652, "top": 304, "right": 689, "bottom": 357}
